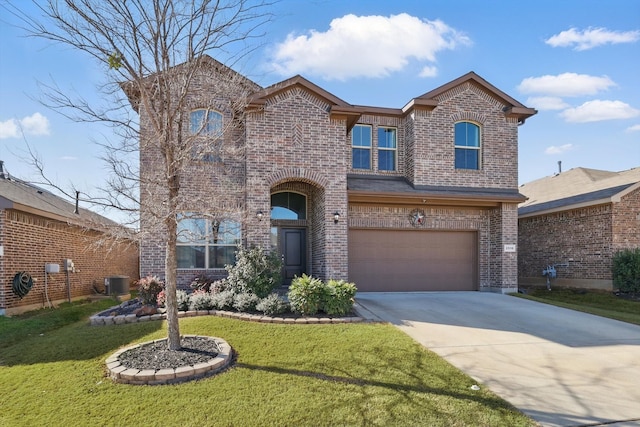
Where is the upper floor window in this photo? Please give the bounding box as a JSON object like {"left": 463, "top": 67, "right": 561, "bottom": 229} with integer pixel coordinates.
{"left": 190, "top": 109, "right": 223, "bottom": 161}
{"left": 190, "top": 109, "right": 223, "bottom": 136}
{"left": 378, "top": 127, "right": 397, "bottom": 171}
{"left": 454, "top": 122, "right": 481, "bottom": 170}
{"left": 271, "top": 192, "right": 306, "bottom": 220}
{"left": 176, "top": 213, "right": 240, "bottom": 269}
{"left": 352, "top": 124, "right": 372, "bottom": 170}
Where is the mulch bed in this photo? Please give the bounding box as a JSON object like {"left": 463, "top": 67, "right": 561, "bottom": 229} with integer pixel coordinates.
{"left": 117, "top": 336, "right": 219, "bottom": 370}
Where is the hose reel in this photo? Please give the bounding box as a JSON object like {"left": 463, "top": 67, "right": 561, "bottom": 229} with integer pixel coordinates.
{"left": 12, "top": 271, "right": 34, "bottom": 299}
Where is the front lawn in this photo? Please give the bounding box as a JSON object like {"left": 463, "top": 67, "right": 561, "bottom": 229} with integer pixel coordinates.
{"left": 0, "top": 301, "right": 535, "bottom": 426}
{"left": 514, "top": 288, "right": 640, "bottom": 326}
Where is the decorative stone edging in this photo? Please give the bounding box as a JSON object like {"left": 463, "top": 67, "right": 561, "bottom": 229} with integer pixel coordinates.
{"left": 90, "top": 308, "right": 365, "bottom": 326}
{"left": 106, "top": 335, "right": 232, "bottom": 385}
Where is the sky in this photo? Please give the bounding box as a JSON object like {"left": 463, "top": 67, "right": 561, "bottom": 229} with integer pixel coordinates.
{"left": 0, "top": 0, "right": 639, "bottom": 222}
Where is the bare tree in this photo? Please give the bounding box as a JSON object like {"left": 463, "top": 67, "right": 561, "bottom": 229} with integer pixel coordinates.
{"left": 6, "top": 0, "right": 273, "bottom": 350}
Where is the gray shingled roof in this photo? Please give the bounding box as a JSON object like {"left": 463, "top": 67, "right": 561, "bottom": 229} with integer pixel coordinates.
{"left": 518, "top": 167, "right": 640, "bottom": 216}
{"left": 0, "top": 174, "right": 114, "bottom": 227}
{"left": 347, "top": 175, "right": 526, "bottom": 202}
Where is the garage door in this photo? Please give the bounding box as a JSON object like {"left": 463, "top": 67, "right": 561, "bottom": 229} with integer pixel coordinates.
{"left": 348, "top": 230, "right": 477, "bottom": 291}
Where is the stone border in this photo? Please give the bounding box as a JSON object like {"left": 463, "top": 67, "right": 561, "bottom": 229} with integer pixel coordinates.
{"left": 106, "top": 335, "right": 232, "bottom": 385}
{"left": 90, "top": 308, "right": 365, "bottom": 326}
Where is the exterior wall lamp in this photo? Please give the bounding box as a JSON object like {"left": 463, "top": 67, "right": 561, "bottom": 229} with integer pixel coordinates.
{"left": 257, "top": 211, "right": 264, "bottom": 221}
{"left": 333, "top": 212, "right": 340, "bottom": 224}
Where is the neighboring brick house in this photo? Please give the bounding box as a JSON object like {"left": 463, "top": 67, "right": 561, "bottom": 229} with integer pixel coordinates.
{"left": 135, "top": 56, "right": 536, "bottom": 293}
{"left": 0, "top": 163, "right": 139, "bottom": 315}
{"left": 518, "top": 167, "right": 640, "bottom": 290}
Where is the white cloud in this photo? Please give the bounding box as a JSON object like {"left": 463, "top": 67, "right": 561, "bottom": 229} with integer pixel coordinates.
{"left": 518, "top": 73, "right": 615, "bottom": 97}
{"left": 269, "top": 13, "right": 471, "bottom": 80}
{"left": 60, "top": 156, "right": 78, "bottom": 161}
{"left": 526, "top": 96, "right": 569, "bottom": 111}
{"left": 418, "top": 65, "right": 438, "bottom": 78}
{"left": 0, "top": 113, "right": 51, "bottom": 139}
{"left": 560, "top": 100, "right": 640, "bottom": 123}
{"left": 545, "top": 27, "right": 640, "bottom": 51}
{"left": 626, "top": 124, "right": 640, "bottom": 133}
{"left": 545, "top": 144, "right": 574, "bottom": 155}
{"left": 0, "top": 119, "right": 19, "bottom": 139}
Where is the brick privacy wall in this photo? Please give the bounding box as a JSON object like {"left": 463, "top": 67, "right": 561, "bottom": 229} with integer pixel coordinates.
{"left": 246, "top": 87, "right": 349, "bottom": 281}
{"left": 518, "top": 204, "right": 614, "bottom": 281}
{"left": 1, "top": 209, "right": 139, "bottom": 314}
{"left": 410, "top": 82, "right": 520, "bottom": 188}
{"left": 348, "top": 204, "right": 505, "bottom": 289}
{"left": 612, "top": 186, "right": 640, "bottom": 250}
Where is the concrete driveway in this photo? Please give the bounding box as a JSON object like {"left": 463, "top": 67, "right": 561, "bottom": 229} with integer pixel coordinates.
{"left": 355, "top": 292, "right": 640, "bottom": 427}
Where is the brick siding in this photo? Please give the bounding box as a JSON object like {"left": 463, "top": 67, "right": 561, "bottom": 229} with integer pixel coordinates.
{"left": 1, "top": 209, "right": 139, "bottom": 315}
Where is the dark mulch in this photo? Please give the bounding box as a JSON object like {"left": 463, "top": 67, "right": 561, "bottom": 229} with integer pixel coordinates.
{"left": 117, "top": 336, "right": 219, "bottom": 370}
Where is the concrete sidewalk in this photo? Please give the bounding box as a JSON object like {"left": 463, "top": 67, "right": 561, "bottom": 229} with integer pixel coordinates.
{"left": 355, "top": 292, "right": 640, "bottom": 427}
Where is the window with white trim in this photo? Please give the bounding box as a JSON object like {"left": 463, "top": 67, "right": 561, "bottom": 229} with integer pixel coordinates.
{"left": 176, "top": 213, "right": 240, "bottom": 269}
{"left": 454, "top": 121, "right": 481, "bottom": 170}
{"left": 352, "top": 124, "right": 372, "bottom": 170}
{"left": 378, "top": 127, "right": 397, "bottom": 171}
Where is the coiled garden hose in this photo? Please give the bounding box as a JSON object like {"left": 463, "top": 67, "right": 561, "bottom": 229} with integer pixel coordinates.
{"left": 12, "top": 271, "right": 34, "bottom": 299}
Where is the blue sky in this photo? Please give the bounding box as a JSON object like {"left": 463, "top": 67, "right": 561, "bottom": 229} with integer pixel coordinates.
{"left": 1, "top": 0, "right": 639, "bottom": 219}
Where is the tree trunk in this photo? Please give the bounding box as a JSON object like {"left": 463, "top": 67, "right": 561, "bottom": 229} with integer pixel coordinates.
{"left": 165, "top": 213, "right": 181, "bottom": 350}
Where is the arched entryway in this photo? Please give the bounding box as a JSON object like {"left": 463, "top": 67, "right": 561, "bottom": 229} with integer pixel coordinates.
{"left": 270, "top": 191, "right": 308, "bottom": 285}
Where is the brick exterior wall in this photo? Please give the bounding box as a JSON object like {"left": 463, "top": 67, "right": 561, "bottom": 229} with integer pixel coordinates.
{"left": 137, "top": 67, "right": 525, "bottom": 292}
{"left": 519, "top": 187, "right": 640, "bottom": 290}
{"left": 612, "top": 186, "right": 640, "bottom": 250}
{"left": 410, "top": 82, "right": 520, "bottom": 189}
{"left": 1, "top": 209, "right": 139, "bottom": 315}
{"left": 245, "top": 87, "right": 349, "bottom": 281}
{"left": 518, "top": 204, "right": 615, "bottom": 289}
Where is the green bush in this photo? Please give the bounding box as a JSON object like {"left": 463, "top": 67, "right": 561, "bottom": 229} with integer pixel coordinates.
{"left": 288, "top": 274, "right": 325, "bottom": 316}
{"left": 176, "top": 290, "right": 190, "bottom": 311}
{"left": 256, "top": 293, "right": 290, "bottom": 316}
{"left": 322, "top": 279, "right": 357, "bottom": 316}
{"left": 135, "top": 275, "right": 164, "bottom": 306}
{"left": 613, "top": 248, "right": 640, "bottom": 292}
{"left": 211, "top": 289, "right": 236, "bottom": 310}
{"left": 189, "top": 290, "right": 215, "bottom": 311}
{"left": 224, "top": 246, "right": 283, "bottom": 298}
{"left": 233, "top": 292, "right": 261, "bottom": 312}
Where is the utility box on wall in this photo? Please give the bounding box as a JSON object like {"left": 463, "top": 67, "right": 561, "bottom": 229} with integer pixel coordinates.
{"left": 105, "top": 275, "right": 129, "bottom": 295}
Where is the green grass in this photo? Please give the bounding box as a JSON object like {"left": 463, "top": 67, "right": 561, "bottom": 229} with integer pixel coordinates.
{"left": 0, "top": 302, "right": 535, "bottom": 427}
{"left": 0, "top": 298, "right": 119, "bottom": 348}
{"left": 514, "top": 288, "right": 640, "bottom": 325}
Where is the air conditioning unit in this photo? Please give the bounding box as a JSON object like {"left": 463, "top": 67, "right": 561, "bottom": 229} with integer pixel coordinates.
{"left": 105, "top": 275, "right": 129, "bottom": 295}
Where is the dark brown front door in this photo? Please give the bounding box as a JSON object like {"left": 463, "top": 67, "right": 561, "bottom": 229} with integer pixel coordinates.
{"left": 280, "top": 228, "right": 306, "bottom": 285}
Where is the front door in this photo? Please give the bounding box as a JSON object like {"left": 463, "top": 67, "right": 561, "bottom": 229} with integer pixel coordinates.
{"left": 280, "top": 228, "right": 306, "bottom": 285}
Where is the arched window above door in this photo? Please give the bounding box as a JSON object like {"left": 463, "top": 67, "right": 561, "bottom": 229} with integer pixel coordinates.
{"left": 271, "top": 192, "right": 306, "bottom": 220}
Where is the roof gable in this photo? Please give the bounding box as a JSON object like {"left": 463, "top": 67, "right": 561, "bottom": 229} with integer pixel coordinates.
{"left": 410, "top": 71, "right": 537, "bottom": 123}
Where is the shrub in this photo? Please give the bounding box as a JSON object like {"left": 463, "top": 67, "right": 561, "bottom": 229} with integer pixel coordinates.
{"left": 190, "top": 274, "right": 216, "bottom": 292}
{"left": 176, "top": 290, "right": 190, "bottom": 311}
{"left": 233, "top": 292, "right": 261, "bottom": 312}
{"left": 613, "top": 248, "right": 640, "bottom": 293}
{"left": 288, "top": 274, "right": 325, "bottom": 316}
{"left": 156, "top": 290, "right": 166, "bottom": 307}
{"left": 136, "top": 275, "right": 164, "bottom": 306}
{"left": 224, "top": 246, "right": 282, "bottom": 298}
{"left": 256, "top": 293, "right": 289, "bottom": 316}
{"left": 211, "top": 289, "right": 236, "bottom": 311}
{"left": 322, "top": 279, "right": 357, "bottom": 316}
{"left": 189, "top": 290, "right": 215, "bottom": 311}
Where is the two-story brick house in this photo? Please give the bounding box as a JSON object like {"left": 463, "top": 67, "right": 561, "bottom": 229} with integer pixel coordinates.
{"left": 135, "top": 56, "right": 536, "bottom": 293}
